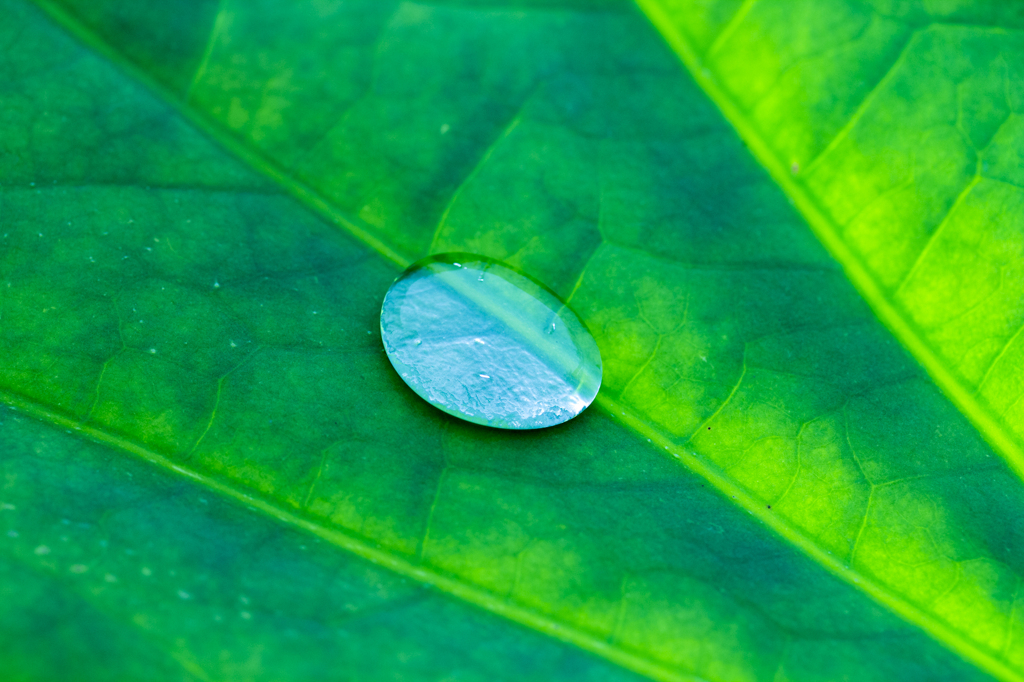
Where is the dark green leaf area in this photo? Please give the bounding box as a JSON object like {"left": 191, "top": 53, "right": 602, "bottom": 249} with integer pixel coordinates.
{"left": 0, "top": 0, "right": 259, "bottom": 191}
{"left": 48, "top": 0, "right": 223, "bottom": 94}
{"left": 0, "top": 407, "right": 647, "bottom": 682}
{"left": 0, "top": 562, "right": 186, "bottom": 682}
{"left": 49, "top": 0, "right": 725, "bottom": 267}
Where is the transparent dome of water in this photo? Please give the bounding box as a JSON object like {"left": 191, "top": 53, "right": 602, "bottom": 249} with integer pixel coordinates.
{"left": 380, "top": 254, "right": 602, "bottom": 429}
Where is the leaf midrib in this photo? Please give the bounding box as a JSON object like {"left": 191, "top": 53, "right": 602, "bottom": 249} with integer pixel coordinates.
{"left": 632, "top": 1, "right": 1024, "bottom": 485}
{"left": 19, "top": 1, "right": 1022, "bottom": 680}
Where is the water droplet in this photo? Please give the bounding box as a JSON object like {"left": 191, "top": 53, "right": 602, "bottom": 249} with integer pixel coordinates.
{"left": 380, "top": 253, "right": 602, "bottom": 429}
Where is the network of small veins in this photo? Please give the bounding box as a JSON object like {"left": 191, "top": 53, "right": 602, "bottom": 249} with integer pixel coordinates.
{"left": 704, "top": 8, "right": 1024, "bottom": 419}
{"left": 374, "top": 8, "right": 1024, "bottom": 648}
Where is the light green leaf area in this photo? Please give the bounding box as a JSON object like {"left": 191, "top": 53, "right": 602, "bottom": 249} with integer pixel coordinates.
{"left": 642, "top": 0, "right": 1024, "bottom": 516}
{"left": 1, "top": 1, "right": 1021, "bottom": 681}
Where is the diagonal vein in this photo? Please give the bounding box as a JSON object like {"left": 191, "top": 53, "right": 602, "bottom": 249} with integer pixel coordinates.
{"left": 184, "top": 0, "right": 226, "bottom": 103}
{"left": 894, "top": 174, "right": 980, "bottom": 298}
{"left": 0, "top": 386, "right": 701, "bottom": 682}
{"left": 25, "top": 0, "right": 410, "bottom": 272}
{"left": 800, "top": 28, "right": 920, "bottom": 177}
{"left": 634, "top": 1, "right": 1024, "bottom": 680}
{"left": 599, "top": 394, "right": 1022, "bottom": 682}
{"left": 635, "top": 0, "right": 1024, "bottom": 520}
{"left": 428, "top": 102, "right": 528, "bottom": 253}
{"left": 705, "top": 0, "right": 757, "bottom": 58}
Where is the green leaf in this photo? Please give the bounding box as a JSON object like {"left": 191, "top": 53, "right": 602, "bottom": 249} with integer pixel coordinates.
{"left": 1, "top": 0, "right": 1023, "bottom": 680}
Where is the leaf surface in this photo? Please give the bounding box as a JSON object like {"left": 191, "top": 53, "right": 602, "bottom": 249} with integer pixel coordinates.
{"left": 2, "top": 0, "right": 1024, "bottom": 680}
{"left": 641, "top": 0, "right": 1024, "bottom": 484}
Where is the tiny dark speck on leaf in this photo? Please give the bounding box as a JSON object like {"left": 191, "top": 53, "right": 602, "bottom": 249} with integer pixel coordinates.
{"left": 767, "top": 505, "right": 771, "bottom": 509}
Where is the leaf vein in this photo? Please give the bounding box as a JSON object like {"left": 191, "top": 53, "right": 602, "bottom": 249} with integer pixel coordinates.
{"left": 894, "top": 174, "right": 981, "bottom": 299}
{"left": 800, "top": 28, "right": 920, "bottom": 176}
{"left": 0, "top": 386, "right": 703, "bottom": 682}
{"left": 428, "top": 99, "right": 530, "bottom": 254}
{"left": 185, "top": 0, "right": 226, "bottom": 103}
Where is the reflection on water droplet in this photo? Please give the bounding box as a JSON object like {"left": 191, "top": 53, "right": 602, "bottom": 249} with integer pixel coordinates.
{"left": 380, "top": 253, "right": 602, "bottom": 429}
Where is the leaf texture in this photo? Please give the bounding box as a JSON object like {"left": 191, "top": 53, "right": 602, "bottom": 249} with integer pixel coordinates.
{"left": 641, "top": 0, "right": 1024, "bottom": 530}
{"left": 1, "top": 0, "right": 1023, "bottom": 680}
{"left": 636, "top": 0, "right": 1024, "bottom": 673}
{"left": 0, "top": 406, "right": 648, "bottom": 682}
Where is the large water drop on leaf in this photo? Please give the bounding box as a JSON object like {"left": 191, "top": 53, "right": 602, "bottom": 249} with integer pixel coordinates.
{"left": 380, "top": 254, "right": 602, "bottom": 429}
